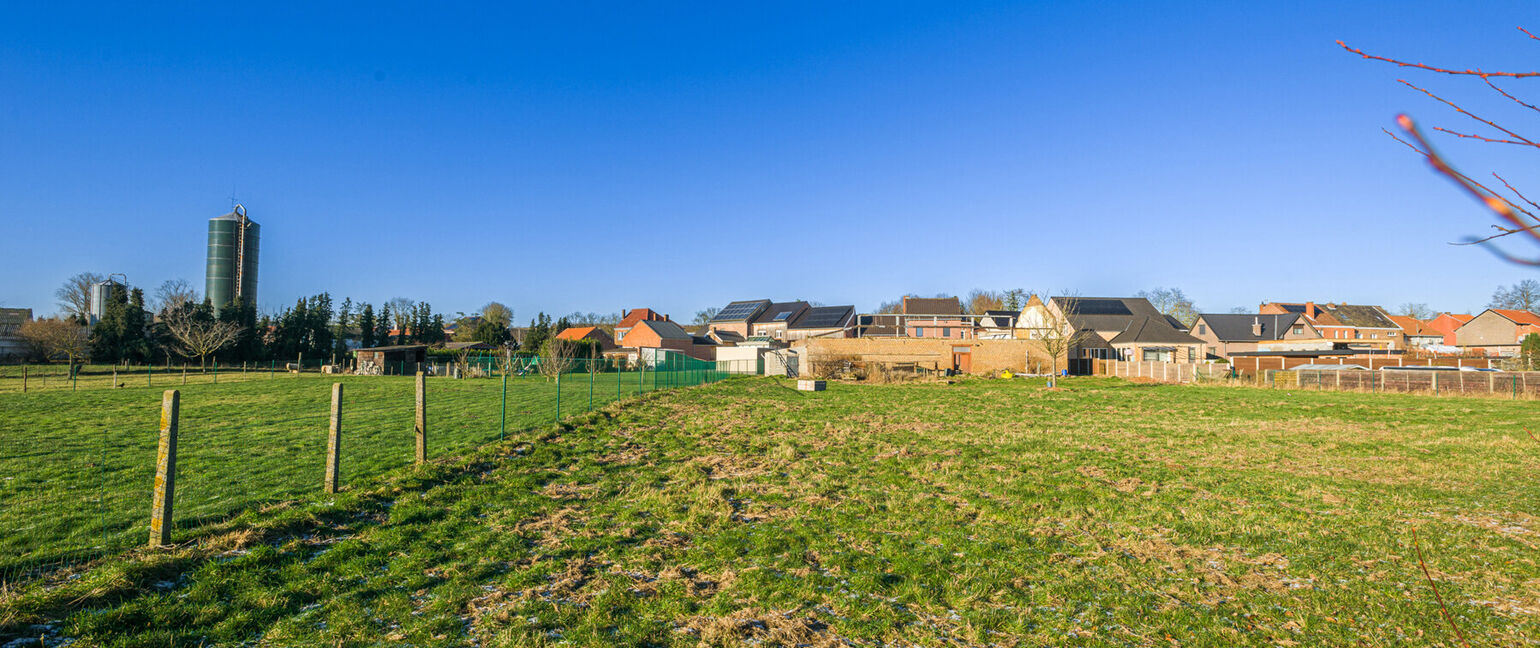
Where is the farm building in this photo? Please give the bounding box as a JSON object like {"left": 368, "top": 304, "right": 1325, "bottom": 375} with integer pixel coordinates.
{"left": 354, "top": 344, "right": 428, "bottom": 375}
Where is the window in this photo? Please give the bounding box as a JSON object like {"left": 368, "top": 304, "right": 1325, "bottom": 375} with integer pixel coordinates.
{"left": 1187, "top": 348, "right": 1195, "bottom": 362}
{"left": 914, "top": 327, "right": 924, "bottom": 337}
{"left": 1355, "top": 331, "right": 1362, "bottom": 339}
{"left": 942, "top": 327, "right": 952, "bottom": 338}
{"left": 1292, "top": 325, "right": 1303, "bottom": 335}
{"left": 1197, "top": 324, "right": 1207, "bottom": 335}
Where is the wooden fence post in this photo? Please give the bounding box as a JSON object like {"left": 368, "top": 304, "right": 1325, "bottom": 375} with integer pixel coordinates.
{"left": 325, "top": 383, "right": 344, "bottom": 493}
{"left": 149, "top": 390, "right": 180, "bottom": 547}
{"left": 415, "top": 372, "right": 427, "bottom": 465}
{"left": 21, "top": 366, "right": 26, "bottom": 393}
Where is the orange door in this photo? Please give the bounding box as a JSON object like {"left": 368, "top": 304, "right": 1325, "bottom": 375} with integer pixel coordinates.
{"left": 952, "top": 351, "right": 971, "bottom": 373}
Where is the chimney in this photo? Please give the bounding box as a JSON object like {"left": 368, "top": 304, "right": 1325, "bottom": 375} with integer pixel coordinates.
{"left": 1252, "top": 317, "right": 1263, "bottom": 337}
{"left": 1305, "top": 301, "right": 1317, "bottom": 319}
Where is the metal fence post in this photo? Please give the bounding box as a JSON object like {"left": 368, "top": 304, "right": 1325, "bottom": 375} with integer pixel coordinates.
{"left": 21, "top": 365, "right": 26, "bottom": 393}
{"left": 325, "top": 383, "right": 344, "bottom": 493}
{"left": 149, "top": 390, "right": 180, "bottom": 547}
{"left": 589, "top": 363, "right": 594, "bottom": 411}
{"left": 500, "top": 371, "right": 508, "bottom": 442}
{"left": 415, "top": 372, "right": 427, "bottom": 464}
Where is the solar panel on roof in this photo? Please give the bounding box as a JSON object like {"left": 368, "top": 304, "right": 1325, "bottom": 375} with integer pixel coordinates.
{"left": 712, "top": 302, "right": 763, "bottom": 321}
{"left": 794, "top": 306, "right": 852, "bottom": 328}
{"left": 772, "top": 311, "right": 792, "bottom": 321}
{"left": 1071, "top": 300, "right": 1132, "bottom": 315}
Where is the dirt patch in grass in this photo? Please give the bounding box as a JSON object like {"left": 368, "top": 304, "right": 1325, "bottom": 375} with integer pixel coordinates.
{"left": 683, "top": 607, "right": 843, "bottom": 647}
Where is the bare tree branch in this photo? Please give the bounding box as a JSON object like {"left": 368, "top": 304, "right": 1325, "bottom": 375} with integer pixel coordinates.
{"left": 1398, "top": 80, "right": 1539, "bottom": 149}
{"left": 1337, "top": 40, "right": 1540, "bottom": 79}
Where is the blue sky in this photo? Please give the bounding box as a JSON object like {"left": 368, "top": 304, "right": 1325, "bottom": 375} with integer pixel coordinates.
{"left": 2, "top": 2, "right": 1535, "bottom": 321}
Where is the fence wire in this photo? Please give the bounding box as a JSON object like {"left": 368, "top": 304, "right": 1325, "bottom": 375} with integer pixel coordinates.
{"left": 0, "top": 354, "right": 730, "bottom": 587}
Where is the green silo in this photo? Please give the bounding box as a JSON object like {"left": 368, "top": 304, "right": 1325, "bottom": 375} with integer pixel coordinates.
{"left": 205, "top": 204, "right": 260, "bottom": 314}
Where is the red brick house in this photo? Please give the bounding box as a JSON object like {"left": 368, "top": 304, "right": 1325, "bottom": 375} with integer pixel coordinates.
{"left": 614, "top": 308, "right": 670, "bottom": 342}
{"left": 618, "top": 319, "right": 715, "bottom": 361}
{"left": 1426, "top": 312, "right": 1473, "bottom": 346}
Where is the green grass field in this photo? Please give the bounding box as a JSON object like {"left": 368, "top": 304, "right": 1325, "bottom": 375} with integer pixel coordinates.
{"left": 0, "top": 368, "right": 707, "bottom": 583}
{"left": 2, "top": 376, "right": 1537, "bottom": 646}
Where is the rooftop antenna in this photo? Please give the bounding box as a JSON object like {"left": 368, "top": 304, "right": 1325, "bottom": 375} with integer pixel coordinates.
{"left": 228, "top": 184, "right": 238, "bottom": 209}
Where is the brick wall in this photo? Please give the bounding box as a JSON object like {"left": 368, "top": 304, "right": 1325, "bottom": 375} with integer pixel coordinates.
{"left": 1228, "top": 355, "right": 1497, "bottom": 377}
{"left": 800, "top": 338, "right": 1053, "bottom": 374}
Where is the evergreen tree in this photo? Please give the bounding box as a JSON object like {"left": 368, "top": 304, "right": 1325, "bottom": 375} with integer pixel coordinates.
{"left": 1523, "top": 333, "right": 1540, "bottom": 371}
{"left": 334, "top": 298, "right": 353, "bottom": 357}
{"left": 124, "top": 288, "right": 150, "bottom": 362}
{"left": 471, "top": 318, "right": 511, "bottom": 345}
{"left": 376, "top": 304, "right": 394, "bottom": 347}
{"left": 430, "top": 313, "right": 447, "bottom": 344}
{"left": 523, "top": 312, "right": 553, "bottom": 354}
{"left": 88, "top": 283, "right": 130, "bottom": 363}
{"left": 359, "top": 303, "right": 377, "bottom": 348}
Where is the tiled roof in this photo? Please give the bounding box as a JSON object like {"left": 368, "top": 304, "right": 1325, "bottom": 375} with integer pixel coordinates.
{"left": 556, "top": 326, "right": 598, "bottom": 340}
{"left": 637, "top": 319, "right": 693, "bottom": 340}
{"left": 1386, "top": 315, "right": 1436, "bottom": 336}
{"left": 617, "top": 308, "right": 666, "bottom": 328}
{"left": 1197, "top": 313, "right": 1302, "bottom": 342}
{"left": 1493, "top": 309, "right": 1540, "bottom": 326}
{"left": 1107, "top": 316, "right": 1204, "bottom": 345}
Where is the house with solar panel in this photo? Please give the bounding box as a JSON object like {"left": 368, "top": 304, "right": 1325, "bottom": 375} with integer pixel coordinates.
{"left": 785, "top": 305, "right": 857, "bottom": 341}
{"left": 706, "top": 300, "right": 771, "bottom": 339}
{"left": 705, "top": 299, "right": 818, "bottom": 342}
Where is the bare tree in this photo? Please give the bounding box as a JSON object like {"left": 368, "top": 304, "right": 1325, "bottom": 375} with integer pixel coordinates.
{"left": 55, "top": 272, "right": 104, "bottom": 321}
{"left": 585, "top": 343, "right": 607, "bottom": 377}
{"left": 693, "top": 307, "right": 720, "bottom": 325}
{"left": 964, "top": 289, "right": 1003, "bottom": 314}
{"left": 19, "top": 317, "right": 89, "bottom": 368}
{"left": 154, "top": 279, "right": 199, "bottom": 313}
{"left": 1398, "top": 302, "right": 1435, "bottom": 320}
{"left": 537, "top": 337, "right": 577, "bottom": 383}
{"left": 1490, "top": 279, "right": 1540, "bottom": 314}
{"left": 1135, "top": 287, "right": 1198, "bottom": 327}
{"left": 162, "top": 310, "right": 243, "bottom": 371}
{"left": 1022, "top": 295, "right": 1091, "bottom": 387}
{"left": 1341, "top": 32, "right": 1540, "bottom": 265}
{"left": 481, "top": 301, "right": 513, "bottom": 328}
{"left": 387, "top": 297, "right": 415, "bottom": 336}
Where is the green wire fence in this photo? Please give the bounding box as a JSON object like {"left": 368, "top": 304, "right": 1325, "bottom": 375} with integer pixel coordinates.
{"left": 0, "top": 351, "right": 747, "bottom": 587}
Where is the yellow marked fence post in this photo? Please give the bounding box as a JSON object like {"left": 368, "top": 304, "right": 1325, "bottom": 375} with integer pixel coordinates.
{"left": 149, "top": 389, "right": 180, "bottom": 548}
